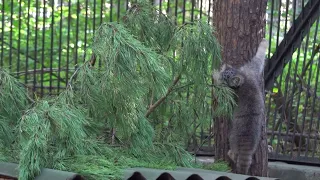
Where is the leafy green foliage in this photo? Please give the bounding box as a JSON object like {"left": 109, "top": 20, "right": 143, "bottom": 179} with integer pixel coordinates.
{"left": 115, "top": 2, "right": 229, "bottom": 148}
{"left": 0, "top": 69, "right": 29, "bottom": 146}
{"left": 0, "top": 69, "right": 29, "bottom": 119}
{"left": 212, "top": 84, "right": 237, "bottom": 118}
{"left": 0, "top": 1, "right": 235, "bottom": 180}
{"left": 18, "top": 93, "right": 100, "bottom": 180}
{"left": 123, "top": 2, "right": 176, "bottom": 52}
{"left": 92, "top": 22, "right": 169, "bottom": 96}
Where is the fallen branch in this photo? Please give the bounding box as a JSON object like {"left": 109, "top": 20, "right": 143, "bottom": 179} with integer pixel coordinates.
{"left": 145, "top": 74, "right": 181, "bottom": 118}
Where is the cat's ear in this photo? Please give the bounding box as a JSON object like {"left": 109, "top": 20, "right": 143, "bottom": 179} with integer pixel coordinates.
{"left": 229, "top": 74, "right": 244, "bottom": 88}
{"left": 212, "top": 69, "right": 222, "bottom": 84}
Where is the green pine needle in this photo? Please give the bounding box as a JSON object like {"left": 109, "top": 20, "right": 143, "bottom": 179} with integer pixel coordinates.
{"left": 212, "top": 84, "right": 237, "bottom": 118}
{"left": 17, "top": 96, "right": 99, "bottom": 180}
{"left": 175, "top": 20, "right": 221, "bottom": 83}
{"left": 123, "top": 2, "right": 176, "bottom": 53}
{"left": 91, "top": 22, "right": 170, "bottom": 97}
{"left": 0, "top": 68, "right": 29, "bottom": 147}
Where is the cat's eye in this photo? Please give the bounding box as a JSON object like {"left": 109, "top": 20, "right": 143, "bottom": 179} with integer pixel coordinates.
{"left": 232, "top": 76, "right": 241, "bottom": 85}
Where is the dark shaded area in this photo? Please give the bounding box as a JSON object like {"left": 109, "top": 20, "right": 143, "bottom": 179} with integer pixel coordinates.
{"left": 127, "top": 172, "right": 147, "bottom": 180}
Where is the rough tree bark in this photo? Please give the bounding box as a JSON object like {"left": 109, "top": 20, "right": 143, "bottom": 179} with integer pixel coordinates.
{"left": 212, "top": 0, "right": 268, "bottom": 177}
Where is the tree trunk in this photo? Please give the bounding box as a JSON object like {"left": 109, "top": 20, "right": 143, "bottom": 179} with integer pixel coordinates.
{"left": 212, "top": 0, "right": 268, "bottom": 177}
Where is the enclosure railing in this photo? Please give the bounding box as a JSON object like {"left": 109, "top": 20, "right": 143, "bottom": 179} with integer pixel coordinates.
{"left": 264, "top": 0, "right": 320, "bottom": 165}
{"left": 0, "top": 0, "right": 319, "bottom": 165}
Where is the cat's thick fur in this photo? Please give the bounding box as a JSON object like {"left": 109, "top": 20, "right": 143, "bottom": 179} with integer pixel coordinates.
{"left": 213, "top": 39, "right": 268, "bottom": 175}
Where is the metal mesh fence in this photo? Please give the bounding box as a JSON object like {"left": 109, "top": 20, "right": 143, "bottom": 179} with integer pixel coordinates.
{"left": 264, "top": 0, "right": 320, "bottom": 164}
{"left": 0, "top": 0, "right": 319, "bottom": 164}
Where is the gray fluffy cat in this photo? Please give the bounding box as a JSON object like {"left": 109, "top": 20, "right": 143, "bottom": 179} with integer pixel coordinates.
{"left": 213, "top": 39, "right": 268, "bottom": 175}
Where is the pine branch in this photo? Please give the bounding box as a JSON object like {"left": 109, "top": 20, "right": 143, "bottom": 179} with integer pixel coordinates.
{"left": 123, "top": 2, "right": 176, "bottom": 53}
{"left": 18, "top": 94, "right": 100, "bottom": 180}
{"left": 0, "top": 68, "right": 30, "bottom": 147}
{"left": 145, "top": 73, "right": 181, "bottom": 118}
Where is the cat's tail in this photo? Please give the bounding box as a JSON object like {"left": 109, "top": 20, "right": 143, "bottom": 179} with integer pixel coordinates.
{"left": 236, "top": 147, "right": 254, "bottom": 175}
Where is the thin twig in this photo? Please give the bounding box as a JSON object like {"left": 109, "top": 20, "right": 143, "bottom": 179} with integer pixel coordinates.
{"left": 67, "top": 65, "right": 82, "bottom": 91}
{"left": 66, "top": 60, "right": 92, "bottom": 91}
{"left": 149, "top": 88, "right": 154, "bottom": 108}
{"left": 13, "top": 68, "right": 76, "bottom": 76}
{"left": 145, "top": 74, "right": 182, "bottom": 118}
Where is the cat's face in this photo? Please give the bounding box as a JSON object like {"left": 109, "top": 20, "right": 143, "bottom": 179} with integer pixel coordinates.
{"left": 220, "top": 67, "right": 244, "bottom": 89}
